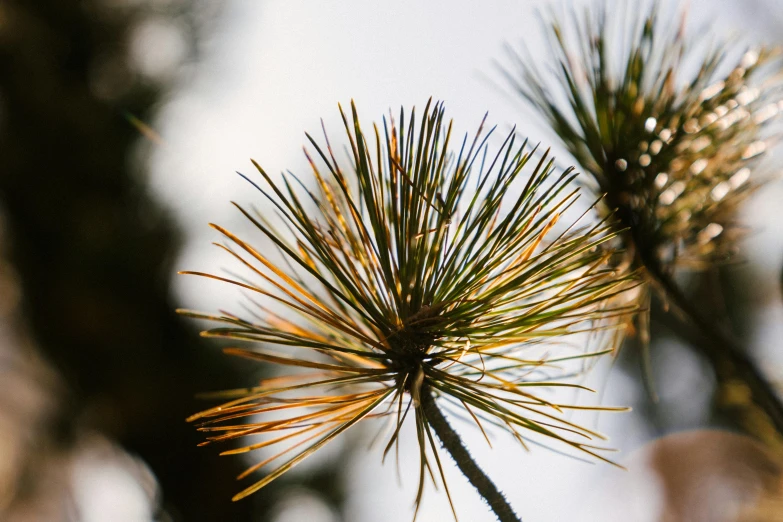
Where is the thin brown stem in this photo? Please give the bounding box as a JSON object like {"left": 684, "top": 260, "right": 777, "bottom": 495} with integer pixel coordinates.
{"left": 420, "top": 389, "right": 522, "bottom": 522}
{"left": 648, "top": 264, "right": 783, "bottom": 438}
{"left": 610, "top": 199, "right": 783, "bottom": 441}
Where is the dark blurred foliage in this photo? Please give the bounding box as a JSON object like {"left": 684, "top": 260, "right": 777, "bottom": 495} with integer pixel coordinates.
{"left": 0, "top": 0, "right": 343, "bottom": 520}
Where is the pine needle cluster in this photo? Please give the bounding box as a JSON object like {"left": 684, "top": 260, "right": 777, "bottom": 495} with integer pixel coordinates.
{"left": 180, "top": 101, "right": 636, "bottom": 516}
{"left": 501, "top": 2, "right": 783, "bottom": 452}
{"left": 502, "top": 5, "right": 782, "bottom": 277}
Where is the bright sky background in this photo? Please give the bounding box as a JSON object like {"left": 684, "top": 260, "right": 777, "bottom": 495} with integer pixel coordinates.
{"left": 146, "top": 1, "right": 783, "bottom": 520}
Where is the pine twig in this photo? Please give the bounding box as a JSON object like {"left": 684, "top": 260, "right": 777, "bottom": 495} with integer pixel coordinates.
{"left": 420, "top": 388, "right": 522, "bottom": 522}
{"left": 647, "top": 261, "right": 783, "bottom": 438}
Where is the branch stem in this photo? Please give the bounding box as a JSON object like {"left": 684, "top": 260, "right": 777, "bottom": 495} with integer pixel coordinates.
{"left": 612, "top": 203, "right": 783, "bottom": 440}
{"left": 420, "top": 389, "right": 522, "bottom": 522}
{"left": 648, "top": 264, "right": 783, "bottom": 437}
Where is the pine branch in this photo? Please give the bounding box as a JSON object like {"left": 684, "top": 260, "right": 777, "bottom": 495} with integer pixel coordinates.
{"left": 503, "top": 2, "right": 783, "bottom": 443}
{"left": 184, "top": 102, "right": 634, "bottom": 515}
{"left": 420, "top": 388, "right": 522, "bottom": 522}
{"left": 646, "top": 260, "right": 783, "bottom": 439}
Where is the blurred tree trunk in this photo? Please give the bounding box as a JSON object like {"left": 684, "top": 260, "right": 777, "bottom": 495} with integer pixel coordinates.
{"left": 0, "top": 1, "right": 343, "bottom": 520}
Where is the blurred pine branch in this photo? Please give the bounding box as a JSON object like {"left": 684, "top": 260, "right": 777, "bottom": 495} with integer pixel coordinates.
{"left": 500, "top": 1, "right": 783, "bottom": 448}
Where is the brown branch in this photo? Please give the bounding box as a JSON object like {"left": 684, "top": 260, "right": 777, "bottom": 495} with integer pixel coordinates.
{"left": 647, "top": 263, "right": 783, "bottom": 441}
{"left": 420, "top": 389, "right": 522, "bottom": 522}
